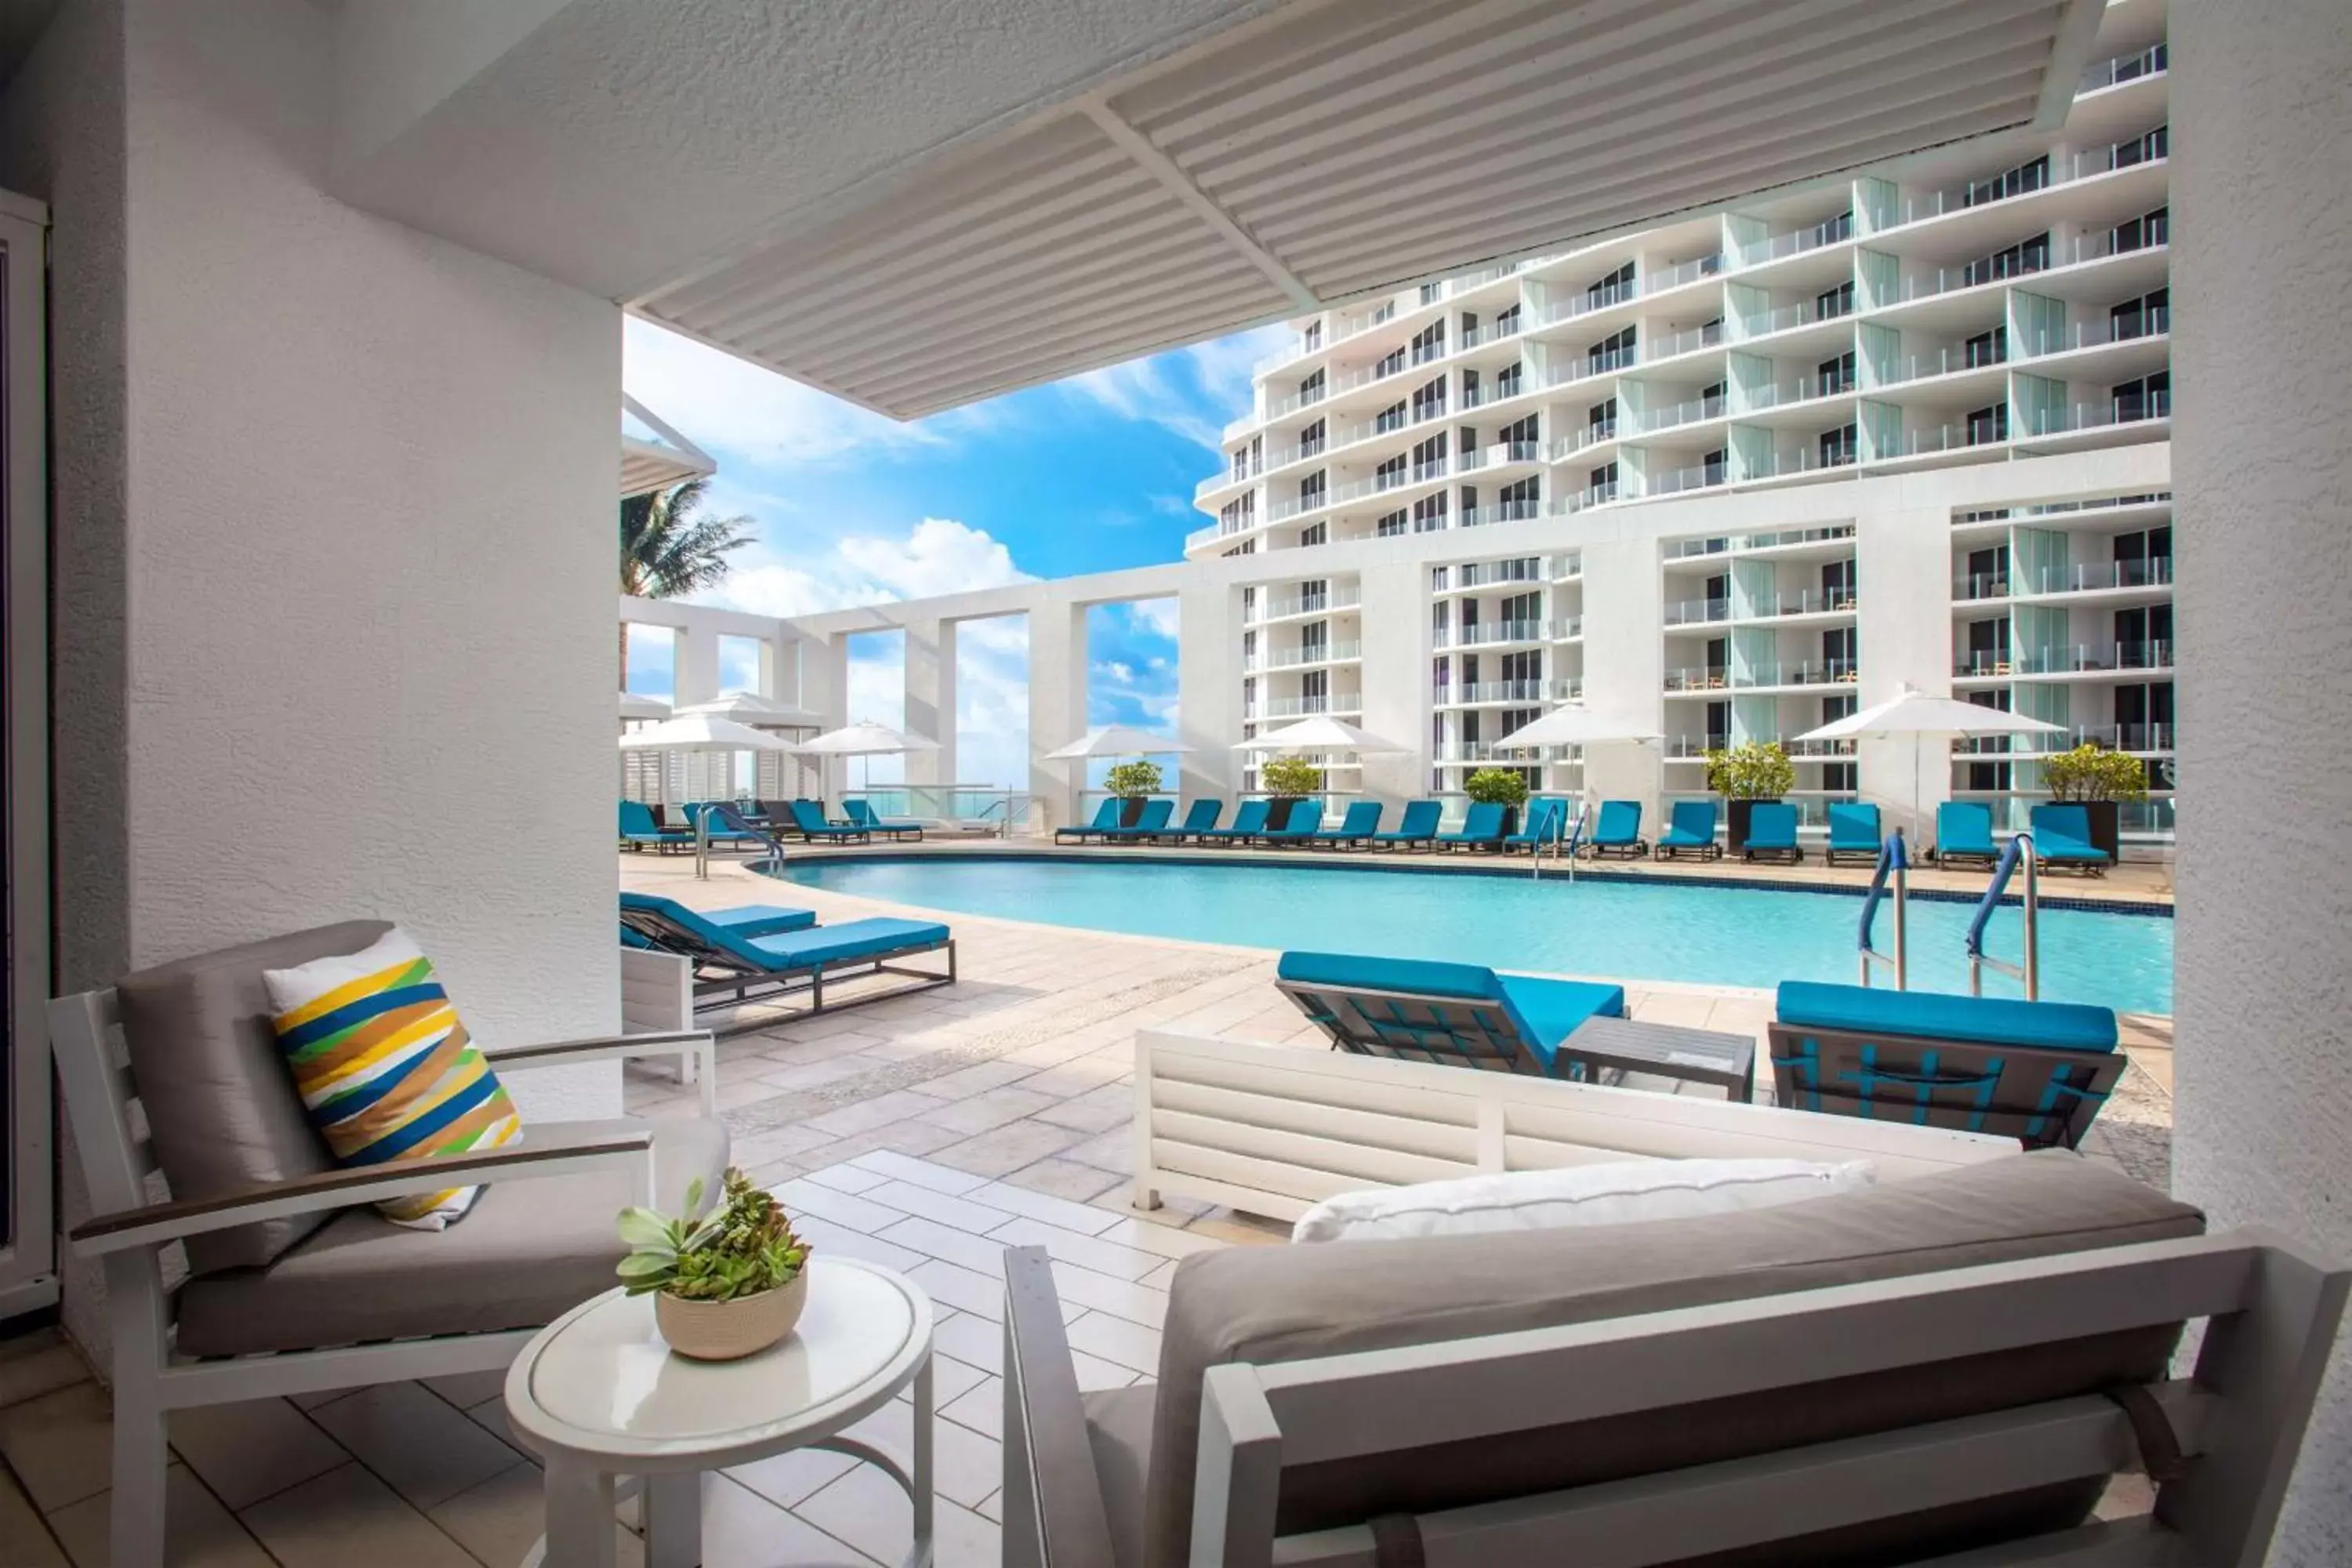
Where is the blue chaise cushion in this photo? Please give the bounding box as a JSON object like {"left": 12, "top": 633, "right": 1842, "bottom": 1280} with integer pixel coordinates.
{"left": 1278, "top": 951, "right": 1628, "bottom": 1063}
{"left": 746, "top": 918, "right": 951, "bottom": 969}
{"left": 1492, "top": 975, "right": 1629, "bottom": 1054}
{"left": 701, "top": 904, "right": 818, "bottom": 937}
{"left": 1777, "top": 980, "right": 2117, "bottom": 1053}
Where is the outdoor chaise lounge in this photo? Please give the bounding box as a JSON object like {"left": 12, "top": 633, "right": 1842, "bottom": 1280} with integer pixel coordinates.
{"left": 785, "top": 798, "right": 872, "bottom": 844}
{"left": 1097, "top": 798, "right": 1175, "bottom": 842}
{"left": 843, "top": 798, "right": 925, "bottom": 841}
{"left": 2031, "top": 802, "right": 2114, "bottom": 875}
{"left": 620, "top": 891, "right": 814, "bottom": 942}
{"left": 1654, "top": 798, "right": 1721, "bottom": 860}
{"left": 689, "top": 800, "right": 784, "bottom": 848}
{"left": 1276, "top": 949, "right": 1626, "bottom": 1079}
{"left": 619, "top": 799, "right": 694, "bottom": 854}
{"left": 1435, "top": 800, "right": 1507, "bottom": 851}
{"left": 1933, "top": 800, "right": 1999, "bottom": 867}
{"left": 1004, "top": 1138, "right": 2345, "bottom": 1568}
{"left": 1501, "top": 796, "right": 1570, "bottom": 854}
{"left": 1310, "top": 800, "right": 1382, "bottom": 848}
{"left": 1769, "top": 979, "right": 2126, "bottom": 1149}
{"left": 1581, "top": 798, "right": 1648, "bottom": 859}
{"left": 619, "top": 895, "right": 954, "bottom": 1020}
{"left": 1741, "top": 800, "right": 1803, "bottom": 863}
{"left": 1055, "top": 798, "right": 1122, "bottom": 843}
{"left": 1367, "top": 798, "right": 1442, "bottom": 851}
{"left": 1826, "top": 800, "right": 1882, "bottom": 866}
{"left": 1193, "top": 798, "right": 1272, "bottom": 846}
{"left": 1160, "top": 798, "right": 1224, "bottom": 842}
{"left": 1258, "top": 800, "right": 1326, "bottom": 847}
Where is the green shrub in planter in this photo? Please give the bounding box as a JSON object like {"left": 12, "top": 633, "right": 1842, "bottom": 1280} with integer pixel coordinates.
{"left": 1703, "top": 742, "right": 1796, "bottom": 800}
{"left": 1463, "top": 768, "right": 1530, "bottom": 808}
{"left": 1104, "top": 760, "right": 1163, "bottom": 797}
{"left": 2042, "top": 744, "right": 2148, "bottom": 802}
{"left": 1261, "top": 755, "right": 1324, "bottom": 798}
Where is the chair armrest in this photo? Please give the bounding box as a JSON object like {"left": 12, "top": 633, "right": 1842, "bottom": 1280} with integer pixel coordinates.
{"left": 1001, "top": 1246, "right": 1116, "bottom": 1568}
{"left": 484, "top": 1029, "right": 717, "bottom": 1116}
{"left": 69, "top": 1124, "right": 654, "bottom": 1258}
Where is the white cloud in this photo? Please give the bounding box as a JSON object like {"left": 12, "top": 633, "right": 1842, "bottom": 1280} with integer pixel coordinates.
{"left": 695, "top": 517, "right": 1033, "bottom": 622}
{"left": 1182, "top": 323, "right": 1291, "bottom": 411}
{"left": 1059, "top": 321, "right": 1290, "bottom": 451}
{"left": 1127, "top": 598, "right": 1181, "bottom": 640}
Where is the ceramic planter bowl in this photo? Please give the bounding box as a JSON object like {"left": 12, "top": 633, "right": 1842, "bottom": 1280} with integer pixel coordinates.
{"left": 655, "top": 1270, "right": 808, "bottom": 1360}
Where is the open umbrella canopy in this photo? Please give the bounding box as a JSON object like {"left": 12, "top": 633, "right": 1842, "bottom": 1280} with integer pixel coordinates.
{"left": 1040, "top": 726, "right": 1193, "bottom": 760}
{"left": 618, "top": 715, "right": 799, "bottom": 753}
{"left": 797, "top": 720, "right": 941, "bottom": 757}
{"left": 1234, "top": 717, "right": 1410, "bottom": 754}
{"left": 619, "top": 691, "right": 671, "bottom": 721}
{"left": 1795, "top": 684, "right": 2065, "bottom": 741}
{"left": 1496, "top": 707, "right": 1664, "bottom": 749}
{"left": 673, "top": 692, "right": 824, "bottom": 728}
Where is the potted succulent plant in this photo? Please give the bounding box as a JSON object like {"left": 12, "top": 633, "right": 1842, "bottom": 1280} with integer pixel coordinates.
{"left": 1705, "top": 741, "right": 1797, "bottom": 855}
{"left": 1463, "top": 767, "right": 1530, "bottom": 835}
{"left": 619, "top": 1167, "right": 811, "bottom": 1361}
{"left": 1259, "top": 754, "right": 1323, "bottom": 830}
{"left": 1103, "top": 759, "right": 1163, "bottom": 828}
{"left": 2042, "top": 742, "right": 2147, "bottom": 862}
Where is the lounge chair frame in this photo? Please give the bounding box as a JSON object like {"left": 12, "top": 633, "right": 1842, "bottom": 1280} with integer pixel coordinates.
{"left": 1933, "top": 803, "right": 2002, "bottom": 869}
{"left": 1581, "top": 801, "right": 1650, "bottom": 861}
{"left": 1766, "top": 1019, "right": 2128, "bottom": 1149}
{"left": 1004, "top": 1212, "right": 2347, "bottom": 1568}
{"left": 1654, "top": 800, "right": 1723, "bottom": 862}
{"left": 844, "top": 800, "right": 925, "bottom": 842}
{"left": 619, "top": 904, "right": 955, "bottom": 1024}
{"left": 1276, "top": 974, "right": 1552, "bottom": 1075}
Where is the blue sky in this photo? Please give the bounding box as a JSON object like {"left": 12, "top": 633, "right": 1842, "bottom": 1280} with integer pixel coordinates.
{"left": 622, "top": 317, "right": 1279, "bottom": 788}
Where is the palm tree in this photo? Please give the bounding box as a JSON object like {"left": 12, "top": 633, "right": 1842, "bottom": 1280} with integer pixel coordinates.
{"left": 619, "top": 477, "right": 753, "bottom": 683}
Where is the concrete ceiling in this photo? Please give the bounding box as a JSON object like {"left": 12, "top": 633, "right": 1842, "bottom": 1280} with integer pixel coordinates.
{"left": 0, "top": 0, "right": 60, "bottom": 89}
{"left": 334, "top": 0, "right": 2103, "bottom": 421}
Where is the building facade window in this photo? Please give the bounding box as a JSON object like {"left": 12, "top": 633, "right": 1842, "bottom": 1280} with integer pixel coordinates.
{"left": 1815, "top": 280, "right": 1854, "bottom": 320}
{"left": 1965, "top": 153, "right": 2049, "bottom": 207}
{"left": 1820, "top": 423, "right": 1859, "bottom": 466}
{"left": 1588, "top": 325, "right": 1636, "bottom": 373}
{"left": 1586, "top": 260, "right": 1633, "bottom": 307}
{"left": 1964, "top": 231, "right": 2050, "bottom": 286}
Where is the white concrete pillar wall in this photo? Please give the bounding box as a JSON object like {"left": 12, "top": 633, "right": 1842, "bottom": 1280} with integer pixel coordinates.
{"left": 674, "top": 622, "right": 721, "bottom": 708}
{"left": 802, "top": 633, "right": 850, "bottom": 800}
{"left": 902, "top": 616, "right": 956, "bottom": 786}
{"left": 1853, "top": 486, "right": 1961, "bottom": 840}
{"left": 1027, "top": 602, "right": 1087, "bottom": 829}
{"left": 2172, "top": 3, "right": 2352, "bottom": 1558}
{"left": 1355, "top": 561, "right": 1428, "bottom": 804}
{"left": 1577, "top": 532, "right": 1667, "bottom": 818}
{"left": 1176, "top": 581, "right": 1237, "bottom": 804}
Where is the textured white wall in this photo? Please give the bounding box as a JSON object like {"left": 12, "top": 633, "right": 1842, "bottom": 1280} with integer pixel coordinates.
{"left": 2172, "top": 2, "right": 2352, "bottom": 1557}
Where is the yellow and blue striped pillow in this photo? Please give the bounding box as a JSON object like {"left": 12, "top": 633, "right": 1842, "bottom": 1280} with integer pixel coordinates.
{"left": 263, "top": 928, "right": 521, "bottom": 1229}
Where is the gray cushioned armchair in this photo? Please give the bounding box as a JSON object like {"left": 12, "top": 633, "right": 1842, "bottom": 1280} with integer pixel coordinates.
{"left": 49, "top": 920, "right": 728, "bottom": 1568}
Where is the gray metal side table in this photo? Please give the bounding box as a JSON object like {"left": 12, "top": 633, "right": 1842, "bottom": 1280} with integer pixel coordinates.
{"left": 1559, "top": 1014, "right": 1758, "bottom": 1102}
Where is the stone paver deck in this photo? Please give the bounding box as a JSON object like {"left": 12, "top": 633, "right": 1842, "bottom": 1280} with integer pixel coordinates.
{"left": 0, "top": 848, "right": 2172, "bottom": 1564}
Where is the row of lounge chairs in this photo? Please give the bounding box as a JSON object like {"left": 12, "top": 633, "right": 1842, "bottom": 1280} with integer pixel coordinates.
{"left": 1053, "top": 796, "right": 1651, "bottom": 855}
{"left": 1934, "top": 800, "right": 2112, "bottom": 875}
{"left": 618, "top": 890, "right": 954, "bottom": 1018}
{"left": 619, "top": 797, "right": 927, "bottom": 852}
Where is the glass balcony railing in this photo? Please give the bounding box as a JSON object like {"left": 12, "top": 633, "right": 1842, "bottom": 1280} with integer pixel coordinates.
{"left": 1664, "top": 597, "right": 1730, "bottom": 626}
{"left": 1436, "top": 619, "right": 1549, "bottom": 648}
{"left": 1628, "top": 394, "right": 1727, "bottom": 436}
{"left": 1732, "top": 212, "right": 1854, "bottom": 270}
{"left": 2079, "top": 42, "right": 2168, "bottom": 94}
{"left": 1890, "top": 140, "right": 2168, "bottom": 229}
{"left": 2012, "top": 640, "right": 2176, "bottom": 674}
{"left": 1954, "top": 723, "right": 2175, "bottom": 755}
{"left": 2020, "top": 392, "right": 2173, "bottom": 437}
{"left": 2011, "top": 558, "right": 2174, "bottom": 596}
{"left": 1247, "top": 585, "right": 1361, "bottom": 623}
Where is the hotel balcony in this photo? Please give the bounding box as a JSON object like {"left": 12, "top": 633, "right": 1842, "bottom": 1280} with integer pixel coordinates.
{"left": 1667, "top": 659, "right": 1859, "bottom": 693}
{"left": 1436, "top": 618, "right": 1578, "bottom": 650}
{"left": 1243, "top": 639, "right": 1363, "bottom": 673}
{"left": 1875, "top": 136, "right": 2169, "bottom": 235}
{"left": 1955, "top": 723, "right": 2176, "bottom": 755}
{"left": 1436, "top": 678, "right": 1584, "bottom": 706}
{"left": 1247, "top": 585, "right": 1361, "bottom": 624}
{"left": 1250, "top": 691, "right": 1366, "bottom": 720}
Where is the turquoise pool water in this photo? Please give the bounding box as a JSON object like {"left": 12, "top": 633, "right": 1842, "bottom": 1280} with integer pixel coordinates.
{"left": 772, "top": 855, "right": 2174, "bottom": 1014}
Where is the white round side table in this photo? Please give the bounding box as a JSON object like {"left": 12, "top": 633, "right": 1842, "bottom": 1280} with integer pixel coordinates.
{"left": 503, "top": 1257, "right": 935, "bottom": 1568}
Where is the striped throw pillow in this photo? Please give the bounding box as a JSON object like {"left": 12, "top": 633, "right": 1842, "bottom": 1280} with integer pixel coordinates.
{"left": 263, "top": 928, "right": 521, "bottom": 1229}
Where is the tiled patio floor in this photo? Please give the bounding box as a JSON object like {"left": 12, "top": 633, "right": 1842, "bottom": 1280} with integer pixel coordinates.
{"left": 0, "top": 851, "right": 2173, "bottom": 1563}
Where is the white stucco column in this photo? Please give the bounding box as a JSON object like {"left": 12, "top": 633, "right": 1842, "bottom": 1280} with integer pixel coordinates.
{"left": 800, "top": 633, "right": 850, "bottom": 800}
{"left": 1853, "top": 488, "right": 1959, "bottom": 839}
{"left": 1027, "top": 601, "right": 1087, "bottom": 829}
{"left": 1176, "top": 581, "right": 1236, "bottom": 804}
{"left": 902, "top": 616, "right": 956, "bottom": 787}
{"left": 674, "top": 622, "right": 720, "bottom": 708}
{"left": 2172, "top": 4, "right": 2352, "bottom": 1559}
{"left": 1578, "top": 534, "right": 1666, "bottom": 819}
{"left": 1355, "top": 561, "right": 1427, "bottom": 806}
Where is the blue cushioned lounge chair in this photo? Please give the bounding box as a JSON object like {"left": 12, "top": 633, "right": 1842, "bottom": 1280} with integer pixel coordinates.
{"left": 1259, "top": 800, "right": 1326, "bottom": 847}
{"left": 788, "top": 798, "right": 872, "bottom": 844}
{"left": 1503, "top": 797, "right": 1571, "bottom": 855}
{"left": 1098, "top": 799, "right": 1175, "bottom": 842}
{"left": 1655, "top": 799, "right": 1722, "bottom": 861}
{"left": 1054, "top": 798, "right": 1121, "bottom": 844}
{"left": 1194, "top": 799, "right": 1272, "bottom": 846}
{"left": 1582, "top": 800, "right": 1648, "bottom": 860}
{"left": 619, "top": 891, "right": 815, "bottom": 946}
{"left": 1741, "top": 801, "right": 1802, "bottom": 864}
{"left": 689, "top": 800, "right": 781, "bottom": 848}
{"left": 1312, "top": 800, "right": 1383, "bottom": 848}
{"left": 2030, "top": 804, "right": 2112, "bottom": 876}
{"left": 620, "top": 894, "right": 954, "bottom": 1020}
{"left": 844, "top": 799, "right": 925, "bottom": 842}
{"left": 1276, "top": 950, "right": 1627, "bottom": 1080}
{"left": 1436, "top": 800, "right": 1507, "bottom": 852}
{"left": 1368, "top": 799, "right": 1443, "bottom": 851}
{"left": 1160, "top": 798, "right": 1224, "bottom": 843}
{"left": 1934, "top": 801, "right": 1998, "bottom": 868}
{"left": 619, "top": 800, "right": 694, "bottom": 855}
{"left": 1768, "top": 979, "right": 2124, "bottom": 1149}
{"left": 1826, "top": 802, "right": 1882, "bottom": 867}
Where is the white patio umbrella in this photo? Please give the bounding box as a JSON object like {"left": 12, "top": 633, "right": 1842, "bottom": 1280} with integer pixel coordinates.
{"left": 1494, "top": 707, "right": 1664, "bottom": 749}
{"left": 618, "top": 691, "right": 670, "bottom": 721}
{"left": 673, "top": 692, "right": 825, "bottom": 729}
{"left": 1039, "top": 726, "right": 1195, "bottom": 760}
{"left": 796, "top": 720, "right": 942, "bottom": 793}
{"left": 619, "top": 714, "right": 798, "bottom": 806}
{"left": 1795, "top": 684, "right": 2064, "bottom": 835}
{"left": 1232, "top": 717, "right": 1410, "bottom": 754}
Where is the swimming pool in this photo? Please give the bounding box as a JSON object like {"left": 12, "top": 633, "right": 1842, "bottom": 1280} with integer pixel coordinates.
{"left": 771, "top": 855, "right": 2174, "bottom": 1014}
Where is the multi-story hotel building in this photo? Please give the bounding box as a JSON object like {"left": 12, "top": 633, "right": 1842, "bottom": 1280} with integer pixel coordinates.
{"left": 1186, "top": 0, "right": 2173, "bottom": 842}
{"left": 644, "top": 2, "right": 2176, "bottom": 851}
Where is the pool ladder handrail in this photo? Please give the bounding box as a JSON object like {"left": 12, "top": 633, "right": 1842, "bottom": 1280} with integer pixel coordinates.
{"left": 1858, "top": 829, "right": 1909, "bottom": 989}
{"left": 1966, "top": 832, "right": 2042, "bottom": 1000}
